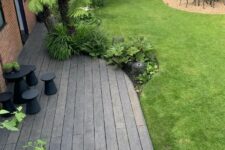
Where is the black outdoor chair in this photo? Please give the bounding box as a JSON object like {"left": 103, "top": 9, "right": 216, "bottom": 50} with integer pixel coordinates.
{"left": 40, "top": 73, "right": 57, "bottom": 96}
{"left": 22, "top": 89, "right": 40, "bottom": 115}
{"left": 0, "top": 92, "right": 16, "bottom": 117}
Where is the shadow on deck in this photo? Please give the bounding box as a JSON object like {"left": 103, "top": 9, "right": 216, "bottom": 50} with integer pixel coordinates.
{"left": 0, "top": 23, "right": 153, "bottom": 150}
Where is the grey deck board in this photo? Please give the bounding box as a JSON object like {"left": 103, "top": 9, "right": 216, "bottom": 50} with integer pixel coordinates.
{"left": 41, "top": 60, "right": 63, "bottom": 140}
{"left": 124, "top": 75, "right": 154, "bottom": 150}
{"left": 61, "top": 57, "right": 77, "bottom": 150}
{"left": 116, "top": 70, "right": 142, "bottom": 150}
{"left": 29, "top": 54, "right": 51, "bottom": 141}
{"left": 73, "top": 134, "right": 83, "bottom": 150}
{"left": 99, "top": 60, "right": 118, "bottom": 150}
{"left": 93, "top": 59, "right": 106, "bottom": 150}
{"left": 4, "top": 144, "right": 16, "bottom": 150}
{"left": 50, "top": 136, "right": 61, "bottom": 150}
{"left": 52, "top": 59, "right": 70, "bottom": 138}
{"left": 1, "top": 23, "right": 153, "bottom": 150}
{"left": 83, "top": 57, "right": 94, "bottom": 150}
{"left": 108, "top": 67, "right": 130, "bottom": 150}
{"left": 73, "top": 56, "right": 85, "bottom": 148}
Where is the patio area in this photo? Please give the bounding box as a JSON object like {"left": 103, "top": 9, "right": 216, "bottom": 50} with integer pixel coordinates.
{"left": 0, "top": 23, "right": 153, "bottom": 150}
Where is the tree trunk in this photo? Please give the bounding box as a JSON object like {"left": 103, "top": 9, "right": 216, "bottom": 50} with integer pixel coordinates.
{"left": 58, "top": 0, "right": 70, "bottom": 26}
{"left": 39, "top": 6, "right": 54, "bottom": 31}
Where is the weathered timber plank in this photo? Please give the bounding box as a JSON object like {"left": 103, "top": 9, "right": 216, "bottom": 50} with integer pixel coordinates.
{"left": 83, "top": 56, "right": 94, "bottom": 150}
{"left": 116, "top": 70, "right": 142, "bottom": 150}
{"left": 108, "top": 66, "right": 130, "bottom": 150}
{"left": 92, "top": 59, "right": 106, "bottom": 150}
{"left": 124, "top": 75, "right": 153, "bottom": 150}
{"left": 52, "top": 60, "right": 71, "bottom": 138}
{"left": 73, "top": 56, "right": 85, "bottom": 149}
{"left": 99, "top": 60, "right": 119, "bottom": 150}
{"left": 61, "top": 57, "right": 77, "bottom": 150}
{"left": 49, "top": 136, "right": 61, "bottom": 150}
{"left": 41, "top": 60, "right": 64, "bottom": 140}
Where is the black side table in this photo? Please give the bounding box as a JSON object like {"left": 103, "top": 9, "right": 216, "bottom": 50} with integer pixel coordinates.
{"left": 0, "top": 92, "right": 16, "bottom": 117}
{"left": 4, "top": 65, "right": 31, "bottom": 104}
{"left": 40, "top": 73, "right": 57, "bottom": 95}
{"left": 22, "top": 89, "right": 40, "bottom": 115}
{"left": 26, "top": 65, "right": 38, "bottom": 86}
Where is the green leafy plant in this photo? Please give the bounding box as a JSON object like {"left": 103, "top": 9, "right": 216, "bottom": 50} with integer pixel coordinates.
{"left": 104, "top": 42, "right": 129, "bottom": 66}
{"left": 23, "top": 139, "right": 46, "bottom": 150}
{"left": 72, "top": 25, "right": 109, "bottom": 57}
{"left": 105, "top": 36, "right": 154, "bottom": 66}
{"left": 28, "top": 0, "right": 56, "bottom": 13}
{"left": 0, "top": 106, "right": 26, "bottom": 131}
{"left": 69, "top": 0, "right": 91, "bottom": 16}
{"left": 105, "top": 36, "right": 158, "bottom": 86}
{"left": 12, "top": 61, "right": 20, "bottom": 72}
{"left": 46, "top": 24, "right": 73, "bottom": 60}
{"left": 71, "top": 9, "right": 101, "bottom": 26}
{"left": 0, "top": 107, "right": 46, "bottom": 150}
{"left": 136, "top": 62, "right": 158, "bottom": 84}
{"left": 2, "top": 63, "right": 13, "bottom": 73}
{"left": 92, "top": 0, "right": 104, "bottom": 7}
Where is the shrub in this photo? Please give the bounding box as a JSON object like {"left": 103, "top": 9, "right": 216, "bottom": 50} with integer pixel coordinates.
{"left": 105, "top": 36, "right": 158, "bottom": 86}
{"left": 105, "top": 36, "right": 154, "bottom": 66}
{"left": 46, "top": 24, "right": 73, "bottom": 60}
{"left": 72, "top": 25, "right": 109, "bottom": 57}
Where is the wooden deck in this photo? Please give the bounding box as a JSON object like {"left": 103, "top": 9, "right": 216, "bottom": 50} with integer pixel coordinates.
{"left": 0, "top": 23, "right": 153, "bottom": 150}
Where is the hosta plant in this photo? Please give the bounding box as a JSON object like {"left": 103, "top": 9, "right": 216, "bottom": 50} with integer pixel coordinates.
{"left": 105, "top": 36, "right": 155, "bottom": 66}
{"left": 105, "top": 36, "right": 159, "bottom": 86}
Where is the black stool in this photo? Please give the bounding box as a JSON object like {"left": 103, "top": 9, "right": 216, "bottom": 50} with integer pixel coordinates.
{"left": 0, "top": 92, "right": 16, "bottom": 117}
{"left": 22, "top": 89, "right": 40, "bottom": 115}
{"left": 26, "top": 65, "right": 38, "bottom": 86}
{"left": 40, "top": 73, "right": 57, "bottom": 95}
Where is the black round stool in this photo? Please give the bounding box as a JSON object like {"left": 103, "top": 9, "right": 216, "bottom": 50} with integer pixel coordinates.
{"left": 40, "top": 73, "right": 57, "bottom": 95}
{"left": 0, "top": 92, "right": 16, "bottom": 117}
{"left": 26, "top": 65, "right": 38, "bottom": 86}
{"left": 22, "top": 89, "right": 40, "bottom": 115}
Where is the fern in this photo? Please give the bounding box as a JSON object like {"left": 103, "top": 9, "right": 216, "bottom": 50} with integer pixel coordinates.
{"left": 28, "top": 0, "right": 56, "bottom": 13}
{"left": 68, "top": 0, "right": 92, "bottom": 17}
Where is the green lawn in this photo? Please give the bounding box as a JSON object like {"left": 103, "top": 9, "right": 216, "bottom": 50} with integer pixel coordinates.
{"left": 96, "top": 0, "right": 225, "bottom": 149}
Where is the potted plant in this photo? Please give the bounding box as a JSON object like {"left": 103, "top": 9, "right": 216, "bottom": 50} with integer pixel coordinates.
{"left": 2, "top": 63, "right": 13, "bottom": 73}
{"left": 12, "top": 62, "right": 20, "bottom": 72}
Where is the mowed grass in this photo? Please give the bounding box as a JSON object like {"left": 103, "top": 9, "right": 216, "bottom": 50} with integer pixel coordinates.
{"left": 96, "top": 0, "right": 225, "bottom": 149}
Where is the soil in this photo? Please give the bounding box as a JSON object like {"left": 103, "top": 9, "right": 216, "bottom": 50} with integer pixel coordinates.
{"left": 163, "top": 0, "right": 225, "bottom": 14}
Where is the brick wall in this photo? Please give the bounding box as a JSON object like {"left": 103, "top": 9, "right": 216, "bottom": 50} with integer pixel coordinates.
{"left": 23, "top": 0, "right": 36, "bottom": 33}
{"left": 0, "top": 0, "right": 36, "bottom": 92}
{"left": 0, "top": 0, "right": 22, "bottom": 91}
